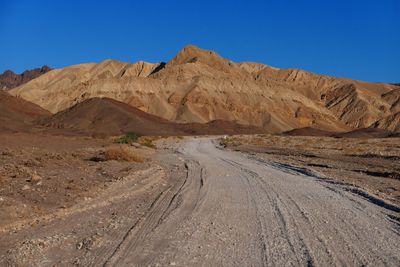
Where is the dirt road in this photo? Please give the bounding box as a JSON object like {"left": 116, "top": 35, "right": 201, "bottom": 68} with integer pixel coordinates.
{"left": 107, "top": 138, "right": 400, "bottom": 266}
{"left": 1, "top": 138, "right": 400, "bottom": 266}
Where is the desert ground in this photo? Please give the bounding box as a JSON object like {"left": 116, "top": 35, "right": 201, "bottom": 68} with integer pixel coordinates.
{"left": 0, "top": 132, "right": 399, "bottom": 266}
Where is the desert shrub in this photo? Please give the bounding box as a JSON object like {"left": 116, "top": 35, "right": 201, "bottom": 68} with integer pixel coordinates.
{"left": 104, "top": 146, "right": 144, "bottom": 162}
{"left": 115, "top": 132, "right": 141, "bottom": 144}
{"left": 138, "top": 137, "right": 156, "bottom": 149}
{"left": 141, "top": 139, "right": 156, "bottom": 149}
{"left": 219, "top": 136, "right": 237, "bottom": 147}
{"left": 219, "top": 139, "right": 228, "bottom": 147}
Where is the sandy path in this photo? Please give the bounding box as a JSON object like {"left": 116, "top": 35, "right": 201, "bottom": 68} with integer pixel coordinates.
{"left": 108, "top": 138, "right": 400, "bottom": 266}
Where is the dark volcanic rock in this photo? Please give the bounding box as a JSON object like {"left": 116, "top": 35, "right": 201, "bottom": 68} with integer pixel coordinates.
{"left": 39, "top": 97, "right": 264, "bottom": 136}
{"left": 0, "top": 91, "right": 51, "bottom": 132}
{"left": 0, "top": 66, "right": 52, "bottom": 89}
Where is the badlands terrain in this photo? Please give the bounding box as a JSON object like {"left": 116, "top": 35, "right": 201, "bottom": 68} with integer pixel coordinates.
{"left": 8, "top": 45, "right": 400, "bottom": 133}
{"left": 0, "top": 45, "right": 399, "bottom": 265}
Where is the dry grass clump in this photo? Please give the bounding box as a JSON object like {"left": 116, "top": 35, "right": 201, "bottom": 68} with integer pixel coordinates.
{"left": 114, "top": 133, "right": 161, "bottom": 149}
{"left": 104, "top": 146, "right": 144, "bottom": 162}
{"left": 219, "top": 136, "right": 236, "bottom": 147}
{"left": 138, "top": 136, "right": 159, "bottom": 149}
{"left": 115, "top": 132, "right": 140, "bottom": 144}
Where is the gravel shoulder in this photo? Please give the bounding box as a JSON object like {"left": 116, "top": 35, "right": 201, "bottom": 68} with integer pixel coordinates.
{"left": 0, "top": 134, "right": 187, "bottom": 266}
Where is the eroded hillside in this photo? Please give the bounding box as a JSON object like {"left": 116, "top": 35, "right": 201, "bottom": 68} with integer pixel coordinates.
{"left": 9, "top": 45, "right": 400, "bottom": 133}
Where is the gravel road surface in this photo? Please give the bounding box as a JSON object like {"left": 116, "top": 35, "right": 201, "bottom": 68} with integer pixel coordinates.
{"left": 107, "top": 138, "right": 400, "bottom": 266}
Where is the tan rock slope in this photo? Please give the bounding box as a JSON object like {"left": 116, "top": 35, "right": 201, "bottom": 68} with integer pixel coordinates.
{"left": 372, "top": 112, "right": 400, "bottom": 132}
{"left": 10, "top": 45, "right": 400, "bottom": 133}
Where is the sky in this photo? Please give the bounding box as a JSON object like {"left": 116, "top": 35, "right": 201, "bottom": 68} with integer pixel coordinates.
{"left": 0, "top": 0, "right": 399, "bottom": 83}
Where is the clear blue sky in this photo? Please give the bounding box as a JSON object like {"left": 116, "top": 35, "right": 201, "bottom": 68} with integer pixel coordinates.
{"left": 1, "top": 0, "right": 399, "bottom": 82}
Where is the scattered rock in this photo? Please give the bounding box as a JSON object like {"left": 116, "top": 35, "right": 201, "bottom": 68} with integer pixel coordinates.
{"left": 22, "top": 185, "right": 30, "bottom": 191}
{"left": 1, "top": 149, "right": 13, "bottom": 156}
{"left": 26, "top": 172, "right": 42, "bottom": 184}
{"left": 131, "top": 143, "right": 142, "bottom": 148}
{"left": 89, "top": 155, "right": 106, "bottom": 162}
{"left": 76, "top": 236, "right": 95, "bottom": 251}
{"left": 23, "top": 159, "right": 42, "bottom": 167}
{"left": 76, "top": 241, "right": 83, "bottom": 250}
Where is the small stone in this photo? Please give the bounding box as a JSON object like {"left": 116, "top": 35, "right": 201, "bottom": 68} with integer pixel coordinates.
{"left": 131, "top": 143, "right": 141, "bottom": 148}
{"left": 28, "top": 173, "right": 42, "bottom": 184}
{"left": 22, "top": 185, "right": 30, "bottom": 191}
{"left": 76, "top": 241, "right": 83, "bottom": 250}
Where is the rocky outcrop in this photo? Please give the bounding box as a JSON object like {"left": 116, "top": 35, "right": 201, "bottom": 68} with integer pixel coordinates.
{"left": 0, "top": 66, "right": 51, "bottom": 89}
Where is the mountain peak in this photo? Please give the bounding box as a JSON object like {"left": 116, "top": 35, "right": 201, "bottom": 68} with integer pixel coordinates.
{"left": 180, "top": 44, "right": 214, "bottom": 55}
{"left": 169, "top": 45, "right": 224, "bottom": 64}
{"left": 167, "top": 45, "right": 236, "bottom": 73}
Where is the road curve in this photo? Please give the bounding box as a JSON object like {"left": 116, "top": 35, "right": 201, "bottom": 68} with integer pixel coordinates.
{"left": 107, "top": 138, "right": 400, "bottom": 266}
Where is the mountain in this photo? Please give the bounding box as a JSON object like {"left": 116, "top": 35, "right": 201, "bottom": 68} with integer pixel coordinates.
{"left": 282, "top": 127, "right": 334, "bottom": 137}
{"left": 9, "top": 45, "right": 400, "bottom": 133}
{"left": 371, "top": 112, "right": 400, "bottom": 132}
{"left": 0, "top": 66, "right": 51, "bottom": 89}
{"left": 0, "top": 91, "right": 51, "bottom": 132}
{"left": 39, "top": 97, "right": 264, "bottom": 136}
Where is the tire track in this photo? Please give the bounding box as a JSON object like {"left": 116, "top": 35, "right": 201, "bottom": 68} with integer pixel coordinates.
{"left": 104, "top": 159, "right": 203, "bottom": 266}
{"left": 97, "top": 138, "right": 400, "bottom": 266}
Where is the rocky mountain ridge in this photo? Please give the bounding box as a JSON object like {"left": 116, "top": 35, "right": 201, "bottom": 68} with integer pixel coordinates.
{"left": 9, "top": 45, "right": 400, "bottom": 133}
{"left": 0, "top": 66, "right": 51, "bottom": 89}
